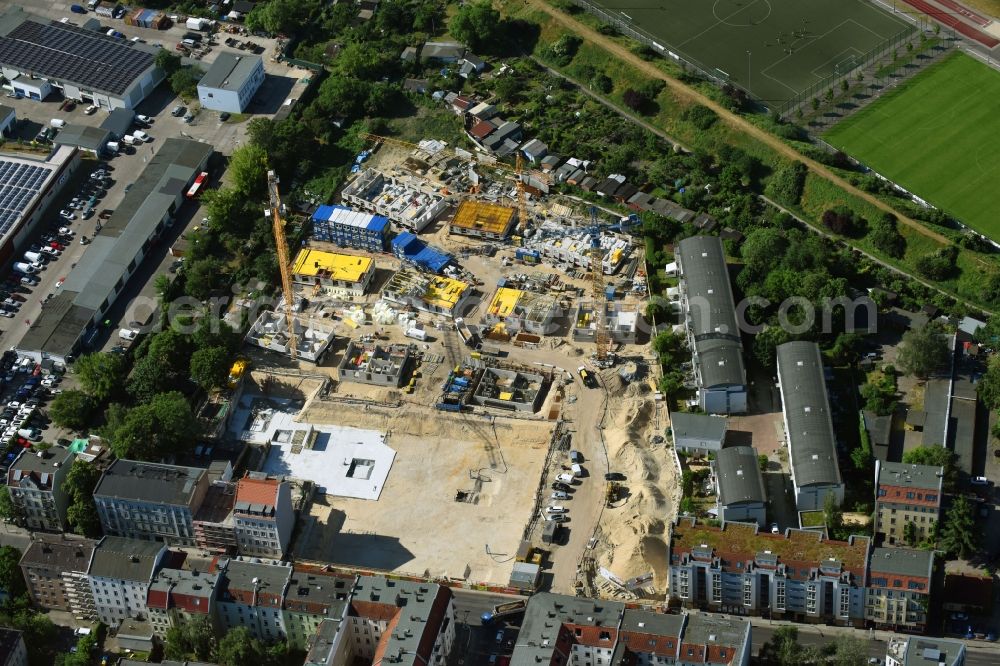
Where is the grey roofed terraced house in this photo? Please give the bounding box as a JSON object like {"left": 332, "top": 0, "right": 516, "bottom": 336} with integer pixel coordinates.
{"left": 713, "top": 446, "right": 767, "bottom": 526}
{"left": 776, "top": 341, "right": 844, "bottom": 511}
{"left": 0, "top": 7, "right": 162, "bottom": 109}
{"left": 670, "top": 411, "right": 727, "bottom": 452}
{"left": 17, "top": 138, "right": 213, "bottom": 365}
{"left": 675, "top": 236, "right": 747, "bottom": 414}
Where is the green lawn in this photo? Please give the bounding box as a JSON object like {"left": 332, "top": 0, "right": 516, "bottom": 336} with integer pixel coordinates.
{"left": 825, "top": 52, "right": 1000, "bottom": 241}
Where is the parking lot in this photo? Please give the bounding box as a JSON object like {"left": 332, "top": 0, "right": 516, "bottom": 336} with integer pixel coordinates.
{"left": 0, "top": 350, "right": 65, "bottom": 478}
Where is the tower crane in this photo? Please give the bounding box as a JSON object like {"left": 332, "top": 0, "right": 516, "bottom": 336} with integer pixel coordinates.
{"left": 266, "top": 169, "right": 297, "bottom": 360}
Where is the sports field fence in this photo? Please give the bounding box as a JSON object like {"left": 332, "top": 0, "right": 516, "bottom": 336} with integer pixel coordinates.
{"left": 571, "top": 0, "right": 935, "bottom": 115}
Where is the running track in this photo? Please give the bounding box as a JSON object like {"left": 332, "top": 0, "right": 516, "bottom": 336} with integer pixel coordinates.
{"left": 899, "top": 0, "right": 1000, "bottom": 47}
{"left": 935, "top": 0, "right": 990, "bottom": 27}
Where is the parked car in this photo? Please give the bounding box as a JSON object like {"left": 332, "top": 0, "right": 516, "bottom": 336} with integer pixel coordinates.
{"left": 544, "top": 513, "right": 568, "bottom": 523}
{"left": 551, "top": 481, "right": 570, "bottom": 492}
{"left": 551, "top": 491, "right": 568, "bottom": 500}
{"left": 85, "top": 105, "right": 97, "bottom": 115}
{"left": 972, "top": 477, "right": 991, "bottom": 486}
{"left": 545, "top": 506, "right": 568, "bottom": 514}
{"left": 171, "top": 105, "right": 186, "bottom": 117}
{"left": 58, "top": 209, "right": 75, "bottom": 220}
{"left": 136, "top": 114, "right": 152, "bottom": 125}
{"left": 219, "top": 112, "right": 230, "bottom": 121}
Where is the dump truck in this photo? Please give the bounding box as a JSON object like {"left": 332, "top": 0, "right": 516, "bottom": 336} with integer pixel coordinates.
{"left": 481, "top": 599, "right": 528, "bottom": 625}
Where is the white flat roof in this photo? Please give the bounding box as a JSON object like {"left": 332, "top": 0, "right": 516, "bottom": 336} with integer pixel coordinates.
{"left": 231, "top": 405, "right": 394, "bottom": 500}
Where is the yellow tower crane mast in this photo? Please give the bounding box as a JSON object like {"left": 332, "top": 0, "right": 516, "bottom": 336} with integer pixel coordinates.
{"left": 266, "top": 169, "right": 297, "bottom": 360}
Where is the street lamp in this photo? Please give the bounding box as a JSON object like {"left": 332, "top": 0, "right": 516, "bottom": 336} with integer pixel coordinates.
{"left": 747, "top": 50, "right": 752, "bottom": 89}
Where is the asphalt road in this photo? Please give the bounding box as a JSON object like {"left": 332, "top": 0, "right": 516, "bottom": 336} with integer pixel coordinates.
{"left": 451, "top": 589, "right": 523, "bottom": 666}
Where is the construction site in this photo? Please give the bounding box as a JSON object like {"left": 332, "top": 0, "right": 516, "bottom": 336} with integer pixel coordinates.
{"left": 242, "top": 144, "right": 672, "bottom": 597}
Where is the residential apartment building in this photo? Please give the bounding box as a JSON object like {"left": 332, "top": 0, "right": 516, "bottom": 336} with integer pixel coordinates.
{"left": 674, "top": 236, "right": 747, "bottom": 415}
{"left": 19, "top": 533, "right": 97, "bottom": 620}
{"left": 299, "top": 575, "right": 455, "bottom": 666}
{"left": 866, "top": 548, "right": 934, "bottom": 633}
{"left": 886, "top": 636, "right": 965, "bottom": 666}
{"left": 776, "top": 341, "right": 844, "bottom": 511}
{"left": 283, "top": 568, "right": 353, "bottom": 650}
{"left": 233, "top": 476, "right": 293, "bottom": 559}
{"left": 714, "top": 446, "right": 767, "bottom": 526}
{"left": 215, "top": 558, "right": 293, "bottom": 644}
{"left": 344, "top": 576, "right": 455, "bottom": 666}
{"left": 94, "top": 460, "right": 209, "bottom": 546}
{"left": 87, "top": 537, "right": 167, "bottom": 626}
{"left": 875, "top": 461, "right": 943, "bottom": 546}
{"left": 511, "top": 592, "right": 751, "bottom": 665}
{"left": 668, "top": 519, "right": 870, "bottom": 626}
{"left": 146, "top": 567, "right": 219, "bottom": 639}
{"left": 0, "top": 629, "right": 27, "bottom": 666}
{"left": 6, "top": 446, "right": 74, "bottom": 531}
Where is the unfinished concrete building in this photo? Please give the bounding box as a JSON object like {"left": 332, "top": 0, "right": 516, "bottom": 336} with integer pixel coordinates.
{"left": 381, "top": 269, "right": 473, "bottom": 318}
{"left": 472, "top": 367, "right": 548, "bottom": 412}
{"left": 572, "top": 301, "right": 640, "bottom": 344}
{"left": 482, "top": 286, "right": 558, "bottom": 336}
{"left": 337, "top": 341, "right": 413, "bottom": 388}
{"left": 448, "top": 200, "right": 516, "bottom": 240}
{"left": 245, "top": 310, "right": 336, "bottom": 363}
{"left": 340, "top": 169, "right": 448, "bottom": 233}
{"left": 291, "top": 249, "right": 374, "bottom": 297}
{"left": 528, "top": 225, "right": 631, "bottom": 274}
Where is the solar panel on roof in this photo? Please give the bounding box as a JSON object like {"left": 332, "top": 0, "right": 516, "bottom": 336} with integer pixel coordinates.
{"left": 0, "top": 18, "right": 155, "bottom": 95}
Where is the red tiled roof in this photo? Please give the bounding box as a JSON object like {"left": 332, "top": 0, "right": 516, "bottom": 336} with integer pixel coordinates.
{"left": 146, "top": 589, "right": 169, "bottom": 610}
{"left": 620, "top": 630, "right": 678, "bottom": 656}
{"left": 878, "top": 483, "right": 941, "bottom": 508}
{"left": 470, "top": 120, "right": 496, "bottom": 140}
{"left": 236, "top": 477, "right": 279, "bottom": 506}
{"left": 351, "top": 600, "right": 398, "bottom": 622}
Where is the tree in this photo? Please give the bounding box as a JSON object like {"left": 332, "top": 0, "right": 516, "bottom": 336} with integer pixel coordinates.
{"left": 940, "top": 496, "right": 977, "bottom": 558}
{"left": 977, "top": 353, "right": 1000, "bottom": 409}
{"left": 823, "top": 491, "right": 843, "bottom": 536}
{"left": 622, "top": 88, "right": 647, "bottom": 112}
{"left": 0, "top": 490, "right": 20, "bottom": 525}
{"left": 49, "top": 390, "right": 96, "bottom": 432}
{"left": 590, "top": 72, "right": 613, "bottom": 94}
{"left": 102, "top": 392, "right": 199, "bottom": 461}
{"left": 903, "top": 445, "right": 958, "bottom": 491}
{"left": 128, "top": 329, "right": 193, "bottom": 402}
{"left": 811, "top": 97, "right": 820, "bottom": 111}
{"left": 190, "top": 347, "right": 232, "bottom": 392}
{"left": 897, "top": 324, "right": 950, "bottom": 378}
{"left": 170, "top": 67, "right": 202, "bottom": 100}
{"left": 215, "top": 627, "right": 266, "bottom": 666}
{"left": 0, "top": 546, "right": 25, "bottom": 598}
{"left": 244, "top": 0, "right": 315, "bottom": 35}
{"left": 831, "top": 636, "right": 868, "bottom": 666}
{"left": 764, "top": 161, "right": 807, "bottom": 207}
{"left": 62, "top": 460, "right": 102, "bottom": 537}
{"left": 449, "top": 1, "right": 503, "bottom": 53}
{"left": 185, "top": 258, "right": 226, "bottom": 301}
{"left": 840, "top": 79, "right": 849, "bottom": 93}
{"left": 154, "top": 50, "right": 182, "bottom": 77}
{"left": 164, "top": 617, "right": 215, "bottom": 662}
{"left": 757, "top": 626, "right": 822, "bottom": 666}
{"left": 228, "top": 142, "right": 269, "bottom": 197}
{"left": 74, "top": 353, "right": 127, "bottom": 402}
{"left": 903, "top": 520, "right": 918, "bottom": 546}
{"left": 868, "top": 212, "right": 906, "bottom": 259}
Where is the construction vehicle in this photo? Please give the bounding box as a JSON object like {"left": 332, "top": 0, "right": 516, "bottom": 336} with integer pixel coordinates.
{"left": 266, "top": 169, "right": 297, "bottom": 359}
{"left": 481, "top": 599, "right": 528, "bottom": 625}
{"left": 606, "top": 481, "right": 623, "bottom": 505}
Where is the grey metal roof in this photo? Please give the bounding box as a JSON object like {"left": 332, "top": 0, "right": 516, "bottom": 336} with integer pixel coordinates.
{"left": 94, "top": 459, "right": 206, "bottom": 506}
{"left": 285, "top": 569, "right": 350, "bottom": 613}
{"left": 20, "top": 139, "right": 211, "bottom": 359}
{"left": 217, "top": 558, "right": 291, "bottom": 599}
{"left": 0, "top": 8, "right": 156, "bottom": 96}
{"left": 0, "top": 104, "right": 14, "bottom": 121}
{"left": 88, "top": 536, "right": 163, "bottom": 581}
{"left": 682, "top": 613, "right": 750, "bottom": 662}
{"left": 869, "top": 547, "right": 933, "bottom": 579}
{"left": 148, "top": 567, "right": 218, "bottom": 604}
{"left": 922, "top": 379, "right": 949, "bottom": 447}
{"left": 10, "top": 445, "right": 72, "bottom": 479}
{"left": 899, "top": 638, "right": 965, "bottom": 666}
{"left": 715, "top": 446, "right": 766, "bottom": 507}
{"left": 676, "top": 236, "right": 746, "bottom": 389}
{"left": 99, "top": 108, "right": 135, "bottom": 139}
{"left": 876, "top": 462, "right": 943, "bottom": 492}
{"left": 197, "top": 51, "right": 261, "bottom": 92}
{"left": 776, "top": 341, "right": 841, "bottom": 489}
{"left": 53, "top": 124, "right": 111, "bottom": 152}
{"left": 619, "top": 608, "right": 684, "bottom": 636}
{"left": 19, "top": 533, "right": 96, "bottom": 573}
{"left": 670, "top": 411, "right": 727, "bottom": 443}
{"left": 513, "top": 593, "right": 623, "bottom": 665}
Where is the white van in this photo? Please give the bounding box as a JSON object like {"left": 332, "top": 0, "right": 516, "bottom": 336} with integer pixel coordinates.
{"left": 49, "top": 118, "right": 66, "bottom": 128}
{"left": 119, "top": 328, "right": 138, "bottom": 340}
{"left": 105, "top": 141, "right": 119, "bottom": 154}
{"left": 122, "top": 134, "right": 136, "bottom": 146}
{"left": 555, "top": 473, "right": 575, "bottom": 485}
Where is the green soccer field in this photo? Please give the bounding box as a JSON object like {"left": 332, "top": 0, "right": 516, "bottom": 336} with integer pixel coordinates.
{"left": 588, "top": 0, "right": 912, "bottom": 105}
{"left": 825, "top": 52, "right": 1000, "bottom": 240}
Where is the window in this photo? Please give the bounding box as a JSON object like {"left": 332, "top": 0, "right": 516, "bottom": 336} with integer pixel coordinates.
{"left": 599, "top": 631, "right": 610, "bottom": 641}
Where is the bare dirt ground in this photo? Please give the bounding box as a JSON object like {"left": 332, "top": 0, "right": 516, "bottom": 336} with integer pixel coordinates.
{"left": 587, "top": 369, "right": 673, "bottom": 597}
{"left": 294, "top": 400, "right": 553, "bottom": 583}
